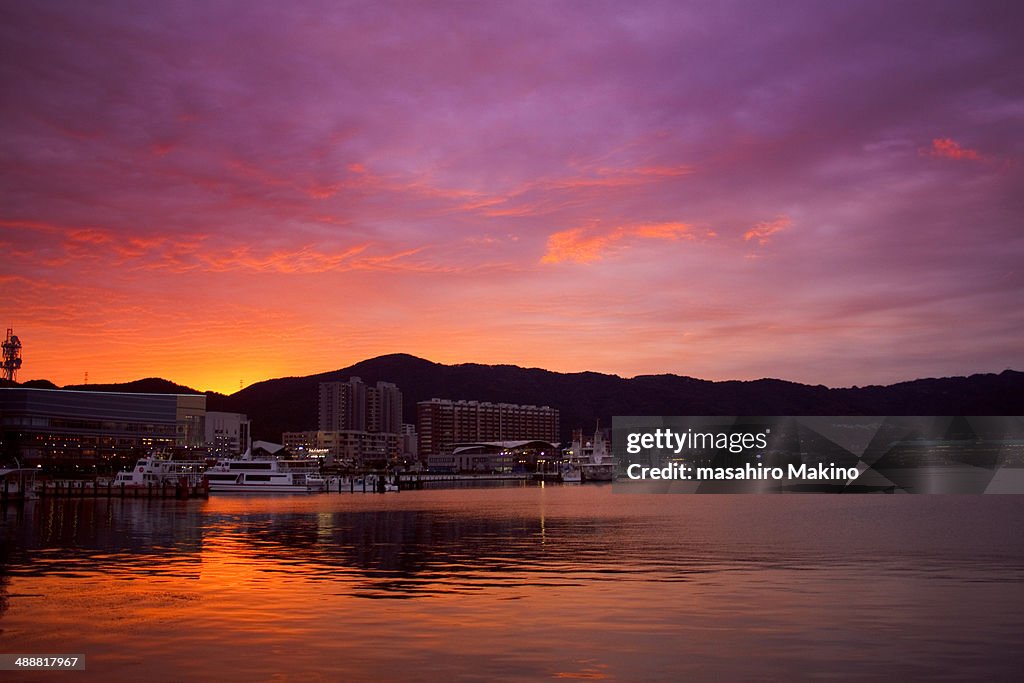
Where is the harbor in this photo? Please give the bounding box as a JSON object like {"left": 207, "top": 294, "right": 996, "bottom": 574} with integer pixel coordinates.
{"left": 1, "top": 456, "right": 596, "bottom": 502}
{"left": 0, "top": 381, "right": 618, "bottom": 501}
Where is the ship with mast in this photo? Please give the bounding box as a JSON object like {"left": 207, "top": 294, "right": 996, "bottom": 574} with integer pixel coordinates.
{"left": 566, "top": 424, "right": 616, "bottom": 482}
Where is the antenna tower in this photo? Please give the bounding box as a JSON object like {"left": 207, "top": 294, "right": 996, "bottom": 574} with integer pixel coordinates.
{"left": 2, "top": 328, "right": 23, "bottom": 381}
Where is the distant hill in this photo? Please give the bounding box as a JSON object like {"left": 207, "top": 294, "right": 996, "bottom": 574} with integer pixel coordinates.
{"left": 11, "top": 354, "right": 1024, "bottom": 441}
{"left": 20, "top": 379, "right": 59, "bottom": 390}
{"left": 200, "top": 354, "right": 1024, "bottom": 441}
{"left": 62, "top": 377, "right": 205, "bottom": 395}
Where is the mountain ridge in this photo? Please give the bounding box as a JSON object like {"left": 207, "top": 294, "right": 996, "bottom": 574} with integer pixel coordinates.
{"left": 8, "top": 354, "right": 1024, "bottom": 441}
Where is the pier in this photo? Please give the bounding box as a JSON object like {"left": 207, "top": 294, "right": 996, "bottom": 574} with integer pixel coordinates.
{"left": 1, "top": 471, "right": 34, "bottom": 503}
{"left": 34, "top": 479, "right": 209, "bottom": 500}
{"left": 394, "top": 472, "right": 529, "bottom": 490}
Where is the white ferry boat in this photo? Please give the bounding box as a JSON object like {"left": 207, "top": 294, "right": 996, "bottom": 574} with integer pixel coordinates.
{"left": 113, "top": 456, "right": 206, "bottom": 488}
{"left": 206, "top": 454, "right": 326, "bottom": 493}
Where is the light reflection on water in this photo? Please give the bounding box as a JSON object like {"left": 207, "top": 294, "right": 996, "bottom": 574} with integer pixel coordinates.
{"left": 2, "top": 486, "right": 1024, "bottom": 681}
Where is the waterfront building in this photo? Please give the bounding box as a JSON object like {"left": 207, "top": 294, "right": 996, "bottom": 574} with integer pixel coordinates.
{"left": 283, "top": 428, "right": 397, "bottom": 468}
{"left": 317, "top": 430, "right": 398, "bottom": 467}
{"left": 251, "top": 440, "right": 286, "bottom": 457}
{"left": 205, "top": 411, "right": 251, "bottom": 459}
{"left": 416, "top": 399, "right": 559, "bottom": 461}
{"left": 282, "top": 430, "right": 318, "bottom": 452}
{"left": 427, "top": 439, "right": 560, "bottom": 473}
{"left": 0, "top": 387, "right": 205, "bottom": 474}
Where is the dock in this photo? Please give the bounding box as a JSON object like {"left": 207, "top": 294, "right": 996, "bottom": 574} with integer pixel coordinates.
{"left": 34, "top": 479, "right": 209, "bottom": 500}
{"left": 394, "top": 472, "right": 529, "bottom": 490}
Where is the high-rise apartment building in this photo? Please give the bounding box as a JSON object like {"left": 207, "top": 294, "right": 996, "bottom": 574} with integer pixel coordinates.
{"left": 319, "top": 378, "right": 365, "bottom": 431}
{"left": 317, "top": 378, "right": 403, "bottom": 465}
{"left": 319, "top": 377, "right": 402, "bottom": 432}
{"left": 366, "top": 381, "right": 402, "bottom": 434}
{"left": 416, "top": 399, "right": 559, "bottom": 457}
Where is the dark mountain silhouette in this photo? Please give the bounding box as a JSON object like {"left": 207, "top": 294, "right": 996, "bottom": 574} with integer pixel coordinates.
{"left": 13, "top": 354, "right": 1024, "bottom": 441}
{"left": 19, "top": 379, "right": 59, "bottom": 390}
{"left": 62, "top": 377, "right": 206, "bottom": 395}
{"left": 224, "top": 355, "right": 1024, "bottom": 440}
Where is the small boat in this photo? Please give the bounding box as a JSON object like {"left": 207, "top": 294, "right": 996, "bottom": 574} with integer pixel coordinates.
{"left": 206, "top": 452, "right": 326, "bottom": 493}
{"left": 560, "top": 462, "right": 582, "bottom": 483}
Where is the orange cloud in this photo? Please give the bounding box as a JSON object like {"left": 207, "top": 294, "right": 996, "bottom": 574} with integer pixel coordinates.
{"left": 144, "top": 241, "right": 440, "bottom": 275}
{"left": 2, "top": 214, "right": 482, "bottom": 276}
{"left": 541, "top": 221, "right": 698, "bottom": 264}
{"left": 926, "top": 137, "right": 983, "bottom": 161}
{"left": 0, "top": 218, "right": 84, "bottom": 234}
{"left": 198, "top": 244, "right": 372, "bottom": 273}
{"left": 743, "top": 216, "right": 791, "bottom": 246}
{"left": 631, "top": 222, "right": 693, "bottom": 240}
{"left": 66, "top": 228, "right": 113, "bottom": 245}
{"left": 541, "top": 228, "right": 615, "bottom": 264}
{"left": 544, "top": 165, "right": 693, "bottom": 191}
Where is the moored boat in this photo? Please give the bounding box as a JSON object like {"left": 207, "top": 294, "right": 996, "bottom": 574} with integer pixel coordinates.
{"left": 568, "top": 424, "right": 617, "bottom": 482}
{"left": 560, "top": 462, "right": 582, "bottom": 483}
{"left": 113, "top": 456, "right": 206, "bottom": 488}
{"left": 206, "top": 453, "right": 326, "bottom": 493}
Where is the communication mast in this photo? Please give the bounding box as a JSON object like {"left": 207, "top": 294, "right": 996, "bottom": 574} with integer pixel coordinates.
{"left": 2, "top": 328, "right": 23, "bottom": 381}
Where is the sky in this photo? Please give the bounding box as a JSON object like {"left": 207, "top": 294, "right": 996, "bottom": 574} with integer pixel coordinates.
{"left": 1, "top": 0, "right": 1022, "bottom": 393}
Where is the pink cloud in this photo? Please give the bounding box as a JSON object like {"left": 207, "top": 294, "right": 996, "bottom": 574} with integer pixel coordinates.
{"left": 198, "top": 244, "right": 371, "bottom": 273}
{"left": 541, "top": 222, "right": 700, "bottom": 264}
{"left": 541, "top": 227, "right": 615, "bottom": 264}
{"left": 925, "top": 138, "right": 983, "bottom": 162}
{"left": 743, "top": 216, "right": 791, "bottom": 246}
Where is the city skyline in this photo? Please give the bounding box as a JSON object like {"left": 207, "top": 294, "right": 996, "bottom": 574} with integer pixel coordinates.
{"left": 2, "top": 1, "right": 1022, "bottom": 393}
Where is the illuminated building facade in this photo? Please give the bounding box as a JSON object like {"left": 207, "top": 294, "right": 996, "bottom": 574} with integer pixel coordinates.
{"left": 416, "top": 399, "right": 559, "bottom": 459}
{"left": 204, "top": 410, "right": 251, "bottom": 458}
{"left": 0, "top": 387, "right": 205, "bottom": 474}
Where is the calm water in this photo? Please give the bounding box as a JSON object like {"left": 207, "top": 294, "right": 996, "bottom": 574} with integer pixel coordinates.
{"left": 2, "top": 485, "right": 1023, "bottom": 681}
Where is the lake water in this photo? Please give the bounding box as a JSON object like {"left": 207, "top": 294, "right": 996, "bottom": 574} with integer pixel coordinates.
{"left": 2, "top": 485, "right": 1024, "bottom": 681}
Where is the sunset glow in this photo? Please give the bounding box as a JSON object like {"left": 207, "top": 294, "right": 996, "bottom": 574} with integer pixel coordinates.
{"left": 1, "top": 1, "right": 1021, "bottom": 392}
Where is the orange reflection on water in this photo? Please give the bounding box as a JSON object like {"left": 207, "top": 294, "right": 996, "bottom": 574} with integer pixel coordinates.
{"left": 3, "top": 489, "right": 1024, "bottom": 680}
